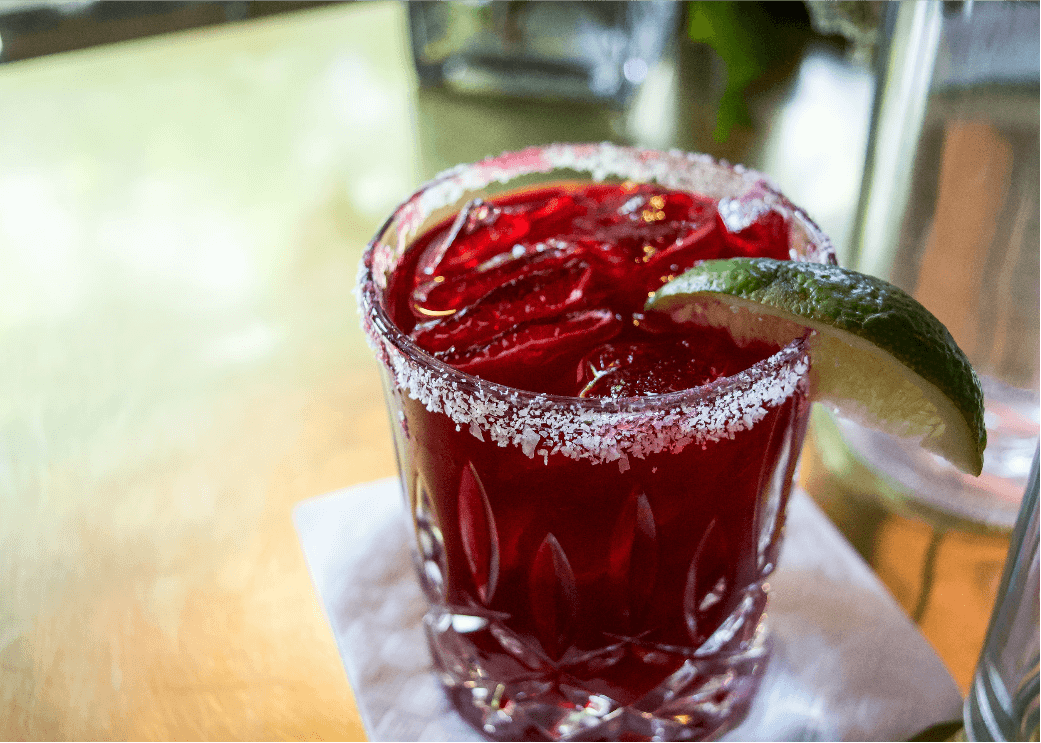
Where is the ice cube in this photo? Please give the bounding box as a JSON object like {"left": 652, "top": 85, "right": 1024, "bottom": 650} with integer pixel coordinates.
{"left": 576, "top": 329, "right": 779, "bottom": 399}
{"left": 413, "top": 197, "right": 531, "bottom": 281}
{"left": 577, "top": 340, "right": 719, "bottom": 398}
{"left": 411, "top": 243, "right": 581, "bottom": 319}
{"left": 411, "top": 258, "right": 598, "bottom": 353}
{"left": 442, "top": 309, "right": 623, "bottom": 389}
{"left": 717, "top": 199, "right": 790, "bottom": 260}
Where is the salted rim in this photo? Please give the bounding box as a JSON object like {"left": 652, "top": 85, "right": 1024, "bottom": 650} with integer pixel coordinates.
{"left": 358, "top": 143, "right": 833, "bottom": 466}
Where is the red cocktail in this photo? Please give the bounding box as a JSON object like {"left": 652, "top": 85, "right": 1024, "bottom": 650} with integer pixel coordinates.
{"left": 359, "top": 144, "right": 834, "bottom": 741}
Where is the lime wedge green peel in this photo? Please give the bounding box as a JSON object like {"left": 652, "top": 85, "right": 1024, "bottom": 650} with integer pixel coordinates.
{"left": 646, "top": 258, "right": 986, "bottom": 476}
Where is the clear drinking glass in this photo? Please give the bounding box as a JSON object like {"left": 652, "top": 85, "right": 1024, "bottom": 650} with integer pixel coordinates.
{"left": 406, "top": 1, "right": 680, "bottom": 106}
{"left": 841, "top": 0, "right": 1040, "bottom": 530}
{"left": 965, "top": 446, "right": 1040, "bottom": 741}
{"left": 358, "top": 144, "right": 835, "bottom": 741}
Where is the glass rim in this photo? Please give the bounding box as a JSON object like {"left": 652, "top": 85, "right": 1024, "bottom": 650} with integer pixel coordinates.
{"left": 364, "top": 288, "right": 812, "bottom": 412}
{"left": 358, "top": 143, "right": 829, "bottom": 464}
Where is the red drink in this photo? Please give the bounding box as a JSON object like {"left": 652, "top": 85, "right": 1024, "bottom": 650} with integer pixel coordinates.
{"left": 359, "top": 145, "right": 834, "bottom": 741}
{"left": 387, "top": 182, "right": 789, "bottom": 397}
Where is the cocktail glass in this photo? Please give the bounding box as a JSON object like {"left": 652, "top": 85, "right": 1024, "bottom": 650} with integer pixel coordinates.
{"left": 358, "top": 143, "right": 835, "bottom": 741}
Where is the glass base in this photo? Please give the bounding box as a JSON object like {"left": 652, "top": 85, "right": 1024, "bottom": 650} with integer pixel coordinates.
{"left": 425, "top": 599, "right": 771, "bottom": 742}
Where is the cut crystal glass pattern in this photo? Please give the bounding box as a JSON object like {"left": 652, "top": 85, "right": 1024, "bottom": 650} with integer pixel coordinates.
{"left": 414, "top": 471, "right": 782, "bottom": 740}
{"left": 608, "top": 490, "right": 658, "bottom": 632}
{"left": 411, "top": 473, "right": 446, "bottom": 602}
{"left": 458, "top": 462, "right": 500, "bottom": 605}
{"left": 529, "top": 533, "right": 580, "bottom": 661}
{"left": 427, "top": 593, "right": 771, "bottom": 741}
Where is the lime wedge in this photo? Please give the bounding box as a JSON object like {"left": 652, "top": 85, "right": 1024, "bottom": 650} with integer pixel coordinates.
{"left": 646, "top": 258, "right": 986, "bottom": 476}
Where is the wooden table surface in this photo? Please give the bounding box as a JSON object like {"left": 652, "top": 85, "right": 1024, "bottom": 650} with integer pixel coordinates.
{"left": 0, "top": 3, "right": 1011, "bottom": 739}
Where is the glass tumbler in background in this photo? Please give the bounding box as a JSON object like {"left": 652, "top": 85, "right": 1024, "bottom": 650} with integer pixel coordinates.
{"left": 358, "top": 144, "right": 836, "bottom": 741}
{"left": 406, "top": 1, "right": 680, "bottom": 106}
{"left": 965, "top": 447, "right": 1040, "bottom": 741}
{"left": 839, "top": 0, "right": 1040, "bottom": 530}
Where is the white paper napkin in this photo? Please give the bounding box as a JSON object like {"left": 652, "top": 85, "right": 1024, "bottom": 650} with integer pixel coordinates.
{"left": 294, "top": 478, "right": 962, "bottom": 741}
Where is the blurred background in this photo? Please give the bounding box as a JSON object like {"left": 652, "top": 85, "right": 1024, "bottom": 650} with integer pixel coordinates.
{"left": 0, "top": 1, "right": 326, "bottom": 62}
{"left": 0, "top": 1, "right": 1036, "bottom": 739}
{"left": 0, "top": 0, "right": 879, "bottom": 255}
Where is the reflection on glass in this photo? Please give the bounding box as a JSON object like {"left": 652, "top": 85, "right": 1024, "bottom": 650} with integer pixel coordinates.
{"left": 841, "top": 0, "right": 1040, "bottom": 530}
{"left": 965, "top": 447, "right": 1040, "bottom": 741}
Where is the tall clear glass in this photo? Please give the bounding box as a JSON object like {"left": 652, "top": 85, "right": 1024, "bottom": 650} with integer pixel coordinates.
{"left": 965, "top": 447, "right": 1040, "bottom": 741}
{"left": 358, "top": 144, "right": 836, "bottom": 741}
{"left": 843, "top": 0, "right": 1039, "bottom": 530}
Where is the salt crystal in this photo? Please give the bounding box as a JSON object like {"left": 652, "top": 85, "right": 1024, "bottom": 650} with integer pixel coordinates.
{"left": 518, "top": 428, "right": 540, "bottom": 458}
